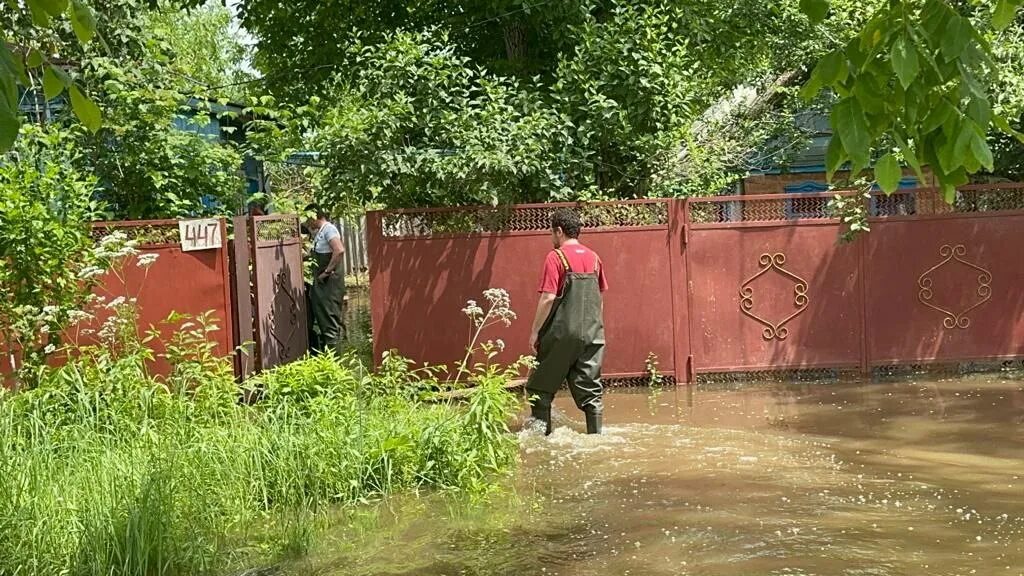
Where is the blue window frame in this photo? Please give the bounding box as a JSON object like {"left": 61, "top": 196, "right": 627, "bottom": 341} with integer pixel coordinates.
{"left": 783, "top": 181, "right": 829, "bottom": 219}
{"left": 783, "top": 176, "right": 920, "bottom": 219}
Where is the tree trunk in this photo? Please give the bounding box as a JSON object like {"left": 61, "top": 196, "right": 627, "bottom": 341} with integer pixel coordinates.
{"left": 503, "top": 20, "right": 527, "bottom": 63}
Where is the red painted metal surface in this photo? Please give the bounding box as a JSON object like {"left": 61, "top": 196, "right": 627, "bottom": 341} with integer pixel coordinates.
{"left": 2, "top": 219, "right": 234, "bottom": 381}
{"left": 249, "top": 215, "right": 308, "bottom": 370}
{"left": 864, "top": 214, "right": 1024, "bottom": 364}
{"left": 369, "top": 201, "right": 679, "bottom": 379}
{"left": 369, "top": 186, "right": 1024, "bottom": 381}
{"left": 685, "top": 224, "right": 864, "bottom": 372}
{"left": 87, "top": 220, "right": 234, "bottom": 376}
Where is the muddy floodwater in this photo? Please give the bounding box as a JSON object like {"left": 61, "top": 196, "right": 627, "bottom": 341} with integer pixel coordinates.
{"left": 287, "top": 376, "right": 1024, "bottom": 576}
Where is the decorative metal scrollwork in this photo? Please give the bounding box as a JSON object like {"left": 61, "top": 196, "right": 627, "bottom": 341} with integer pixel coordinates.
{"left": 918, "top": 244, "right": 992, "bottom": 329}
{"left": 739, "top": 253, "right": 809, "bottom": 341}
{"left": 267, "top": 269, "right": 301, "bottom": 356}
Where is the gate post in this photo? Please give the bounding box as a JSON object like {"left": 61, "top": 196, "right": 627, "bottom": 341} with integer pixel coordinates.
{"left": 230, "top": 216, "right": 255, "bottom": 379}
{"left": 667, "top": 198, "right": 692, "bottom": 384}
{"left": 857, "top": 226, "right": 872, "bottom": 377}
{"left": 365, "top": 210, "right": 385, "bottom": 366}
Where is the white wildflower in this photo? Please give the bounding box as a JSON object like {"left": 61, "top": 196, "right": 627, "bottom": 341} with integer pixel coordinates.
{"left": 462, "top": 299, "right": 484, "bottom": 318}
{"left": 77, "top": 265, "right": 105, "bottom": 279}
{"left": 44, "top": 344, "right": 56, "bottom": 354}
{"left": 68, "top": 310, "right": 93, "bottom": 324}
{"left": 39, "top": 324, "right": 50, "bottom": 334}
{"left": 495, "top": 339, "right": 505, "bottom": 352}
{"left": 106, "top": 296, "right": 126, "bottom": 309}
{"left": 136, "top": 253, "right": 159, "bottom": 268}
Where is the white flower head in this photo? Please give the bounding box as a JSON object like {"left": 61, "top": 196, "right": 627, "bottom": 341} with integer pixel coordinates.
{"left": 106, "top": 296, "right": 126, "bottom": 309}
{"left": 77, "top": 265, "right": 105, "bottom": 279}
{"left": 136, "top": 253, "right": 159, "bottom": 268}
{"left": 43, "top": 344, "right": 56, "bottom": 355}
{"left": 68, "top": 310, "right": 93, "bottom": 324}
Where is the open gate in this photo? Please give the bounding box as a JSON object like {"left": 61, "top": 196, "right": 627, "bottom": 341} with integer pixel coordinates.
{"left": 230, "top": 214, "right": 308, "bottom": 375}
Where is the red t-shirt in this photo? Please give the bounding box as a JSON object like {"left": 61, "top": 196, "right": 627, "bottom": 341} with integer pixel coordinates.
{"left": 538, "top": 243, "right": 609, "bottom": 294}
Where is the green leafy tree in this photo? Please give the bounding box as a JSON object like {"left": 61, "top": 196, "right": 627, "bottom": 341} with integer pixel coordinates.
{"left": 0, "top": 125, "right": 102, "bottom": 380}
{"left": 241, "top": 0, "right": 841, "bottom": 206}
{"left": 143, "top": 1, "right": 255, "bottom": 100}
{"left": 308, "top": 32, "right": 571, "bottom": 209}
{"left": 799, "top": 0, "right": 1024, "bottom": 198}
{"left": 75, "top": 56, "right": 246, "bottom": 219}
{"left": 1, "top": 0, "right": 212, "bottom": 151}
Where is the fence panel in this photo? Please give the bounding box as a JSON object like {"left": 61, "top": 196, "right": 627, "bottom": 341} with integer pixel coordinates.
{"left": 864, "top": 187, "right": 1024, "bottom": 366}
{"left": 368, "top": 185, "right": 1024, "bottom": 384}
{"left": 368, "top": 201, "right": 682, "bottom": 381}
{"left": 686, "top": 194, "right": 865, "bottom": 375}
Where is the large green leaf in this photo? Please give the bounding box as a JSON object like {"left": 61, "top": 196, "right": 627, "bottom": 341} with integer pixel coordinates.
{"left": 994, "top": 114, "right": 1024, "bottom": 144}
{"left": 26, "top": 49, "right": 44, "bottom": 69}
{"left": 966, "top": 95, "right": 992, "bottom": 127}
{"left": 35, "top": 0, "right": 68, "bottom": 15}
{"left": 941, "top": 182, "right": 957, "bottom": 203}
{"left": 940, "top": 15, "right": 971, "bottom": 62}
{"left": 831, "top": 98, "right": 871, "bottom": 172}
{"left": 874, "top": 153, "right": 901, "bottom": 194}
{"left": 801, "top": 49, "right": 846, "bottom": 100}
{"left": 25, "top": 0, "right": 51, "bottom": 25}
{"left": 893, "top": 133, "right": 926, "bottom": 185}
{"left": 43, "top": 65, "right": 66, "bottom": 100}
{"left": 853, "top": 73, "right": 887, "bottom": 115}
{"left": 970, "top": 132, "right": 994, "bottom": 171}
{"left": 819, "top": 50, "right": 848, "bottom": 87}
{"left": 891, "top": 35, "right": 920, "bottom": 89}
{"left": 800, "top": 0, "right": 829, "bottom": 23}
{"left": 69, "top": 85, "right": 102, "bottom": 132}
{"left": 825, "top": 134, "right": 847, "bottom": 181}
{"left": 0, "top": 94, "right": 18, "bottom": 152}
{"left": 70, "top": 0, "right": 98, "bottom": 43}
{"left": 921, "top": 99, "right": 954, "bottom": 135}
{"left": 952, "top": 118, "right": 976, "bottom": 166}
{"left": 993, "top": 0, "right": 1020, "bottom": 30}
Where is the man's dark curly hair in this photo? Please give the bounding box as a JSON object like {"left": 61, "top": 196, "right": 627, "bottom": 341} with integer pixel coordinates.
{"left": 550, "top": 208, "right": 582, "bottom": 239}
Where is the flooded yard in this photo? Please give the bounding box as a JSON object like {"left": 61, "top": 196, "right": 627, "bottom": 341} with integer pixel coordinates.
{"left": 288, "top": 376, "right": 1024, "bottom": 576}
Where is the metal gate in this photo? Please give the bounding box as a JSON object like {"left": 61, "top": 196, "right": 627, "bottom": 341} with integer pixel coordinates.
{"left": 230, "top": 214, "right": 308, "bottom": 375}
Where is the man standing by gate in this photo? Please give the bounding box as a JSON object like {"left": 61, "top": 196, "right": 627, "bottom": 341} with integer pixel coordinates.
{"left": 526, "top": 208, "right": 608, "bottom": 435}
{"left": 305, "top": 204, "right": 346, "bottom": 354}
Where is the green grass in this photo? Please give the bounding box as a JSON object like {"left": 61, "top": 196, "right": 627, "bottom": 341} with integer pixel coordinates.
{"left": 0, "top": 350, "right": 520, "bottom": 576}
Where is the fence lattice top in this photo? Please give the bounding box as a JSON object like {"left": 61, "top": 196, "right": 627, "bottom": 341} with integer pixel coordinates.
{"left": 687, "top": 185, "right": 1024, "bottom": 225}
{"left": 253, "top": 215, "right": 301, "bottom": 244}
{"left": 91, "top": 220, "right": 181, "bottom": 246}
{"left": 380, "top": 201, "right": 669, "bottom": 238}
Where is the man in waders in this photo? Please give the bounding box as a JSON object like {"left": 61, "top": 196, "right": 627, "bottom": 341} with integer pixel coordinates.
{"left": 526, "top": 208, "right": 607, "bottom": 435}
{"left": 304, "top": 204, "right": 346, "bottom": 354}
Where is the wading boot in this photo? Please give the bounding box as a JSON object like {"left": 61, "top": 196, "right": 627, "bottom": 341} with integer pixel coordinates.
{"left": 585, "top": 409, "right": 602, "bottom": 435}
{"left": 531, "top": 404, "right": 553, "bottom": 436}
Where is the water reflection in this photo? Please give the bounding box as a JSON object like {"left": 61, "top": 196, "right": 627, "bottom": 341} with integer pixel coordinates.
{"left": 289, "top": 376, "right": 1024, "bottom": 576}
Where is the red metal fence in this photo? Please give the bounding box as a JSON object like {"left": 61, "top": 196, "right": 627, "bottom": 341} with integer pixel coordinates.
{"left": 2, "top": 219, "right": 234, "bottom": 380}
{"left": 368, "top": 184, "right": 1024, "bottom": 383}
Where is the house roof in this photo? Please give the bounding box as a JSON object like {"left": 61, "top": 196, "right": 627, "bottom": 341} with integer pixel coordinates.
{"left": 749, "top": 109, "right": 832, "bottom": 175}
